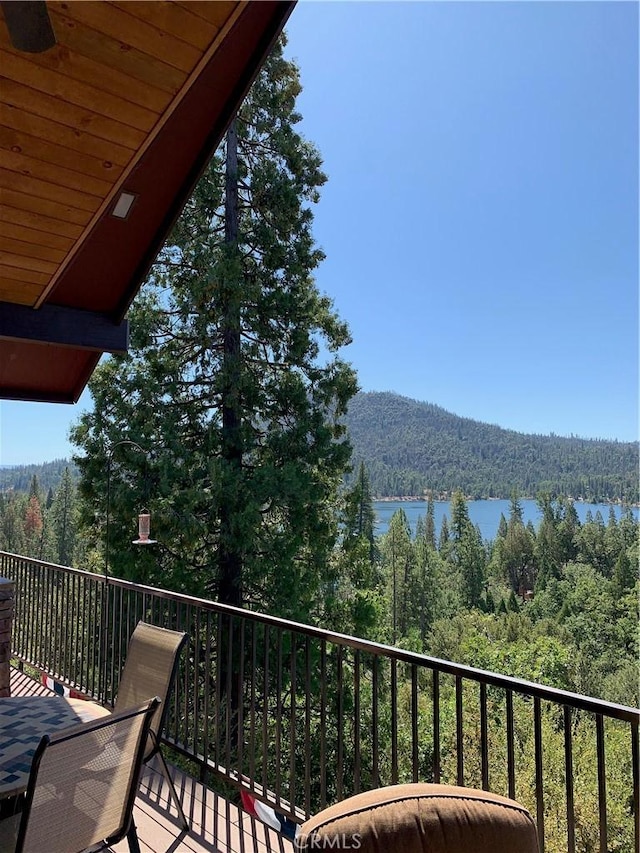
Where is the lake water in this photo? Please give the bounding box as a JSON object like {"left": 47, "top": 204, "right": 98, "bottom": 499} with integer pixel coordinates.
{"left": 373, "top": 499, "right": 638, "bottom": 541}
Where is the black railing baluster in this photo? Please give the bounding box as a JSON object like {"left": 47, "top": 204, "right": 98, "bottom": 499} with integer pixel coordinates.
{"left": 534, "top": 696, "right": 545, "bottom": 852}
{"left": 596, "top": 714, "right": 607, "bottom": 853}
{"left": 391, "top": 658, "right": 398, "bottom": 784}
{"left": 193, "top": 607, "right": 202, "bottom": 759}
{"left": 564, "top": 705, "right": 575, "bottom": 853}
{"left": 225, "top": 615, "right": 234, "bottom": 776}
{"left": 304, "top": 635, "right": 311, "bottom": 818}
{"left": 320, "top": 639, "right": 327, "bottom": 808}
{"left": 480, "top": 682, "right": 489, "bottom": 790}
{"left": 354, "top": 649, "right": 361, "bottom": 794}
{"left": 63, "top": 570, "right": 71, "bottom": 683}
{"left": 337, "top": 645, "right": 344, "bottom": 800}
{"left": 433, "top": 669, "right": 440, "bottom": 784}
{"left": 44, "top": 563, "right": 51, "bottom": 669}
{"left": 110, "top": 581, "right": 118, "bottom": 695}
{"left": 289, "top": 633, "right": 296, "bottom": 812}
{"left": 275, "top": 628, "right": 283, "bottom": 806}
{"left": 456, "top": 675, "right": 464, "bottom": 786}
{"left": 632, "top": 721, "right": 639, "bottom": 853}
{"left": 202, "top": 611, "right": 212, "bottom": 781}
{"left": 506, "top": 689, "right": 515, "bottom": 799}
{"left": 92, "top": 578, "right": 100, "bottom": 699}
{"left": 71, "top": 573, "right": 79, "bottom": 687}
{"left": 80, "top": 573, "right": 87, "bottom": 691}
{"left": 411, "top": 664, "right": 418, "bottom": 782}
{"left": 237, "top": 616, "right": 245, "bottom": 779}
{"left": 27, "top": 559, "right": 33, "bottom": 664}
{"left": 261, "top": 622, "right": 269, "bottom": 797}
{"left": 215, "top": 614, "right": 223, "bottom": 770}
{"left": 372, "top": 655, "right": 379, "bottom": 789}
{"left": 179, "top": 603, "right": 189, "bottom": 749}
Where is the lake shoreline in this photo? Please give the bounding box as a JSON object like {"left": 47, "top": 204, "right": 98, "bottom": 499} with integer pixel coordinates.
{"left": 373, "top": 498, "right": 639, "bottom": 540}
{"left": 373, "top": 494, "right": 638, "bottom": 507}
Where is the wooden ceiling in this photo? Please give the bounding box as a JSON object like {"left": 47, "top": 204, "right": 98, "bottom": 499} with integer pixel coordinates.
{"left": 0, "top": 0, "right": 294, "bottom": 402}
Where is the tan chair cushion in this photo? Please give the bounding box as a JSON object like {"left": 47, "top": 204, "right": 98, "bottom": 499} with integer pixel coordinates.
{"left": 298, "top": 783, "right": 539, "bottom": 853}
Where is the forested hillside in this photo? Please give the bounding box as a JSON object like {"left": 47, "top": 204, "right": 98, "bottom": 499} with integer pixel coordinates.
{"left": 345, "top": 392, "right": 638, "bottom": 501}
{"left": 0, "top": 460, "right": 76, "bottom": 494}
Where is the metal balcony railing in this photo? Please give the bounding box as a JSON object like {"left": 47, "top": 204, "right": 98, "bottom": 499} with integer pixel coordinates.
{"left": 1, "top": 551, "right": 638, "bottom": 853}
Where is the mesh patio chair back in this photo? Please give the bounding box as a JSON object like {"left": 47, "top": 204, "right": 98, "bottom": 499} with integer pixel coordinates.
{"left": 15, "top": 698, "right": 158, "bottom": 853}
{"left": 113, "top": 622, "right": 188, "bottom": 761}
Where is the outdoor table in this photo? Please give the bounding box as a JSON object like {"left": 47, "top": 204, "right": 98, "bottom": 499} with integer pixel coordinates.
{"left": 0, "top": 695, "right": 111, "bottom": 802}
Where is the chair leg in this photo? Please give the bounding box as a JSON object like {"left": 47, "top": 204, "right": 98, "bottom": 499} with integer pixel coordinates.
{"left": 127, "top": 818, "right": 142, "bottom": 853}
{"left": 155, "top": 744, "right": 190, "bottom": 831}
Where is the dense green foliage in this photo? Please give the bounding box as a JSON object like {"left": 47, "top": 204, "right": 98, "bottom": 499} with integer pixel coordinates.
{"left": 352, "top": 492, "right": 639, "bottom": 708}
{"left": 346, "top": 392, "right": 639, "bottom": 501}
{"left": 69, "top": 40, "right": 357, "bottom": 617}
{"left": 0, "top": 469, "right": 85, "bottom": 568}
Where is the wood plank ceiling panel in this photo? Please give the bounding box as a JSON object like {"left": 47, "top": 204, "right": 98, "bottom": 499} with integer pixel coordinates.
{"left": 0, "top": 0, "right": 295, "bottom": 401}
{"left": 176, "top": 1, "right": 239, "bottom": 29}
{"left": 109, "top": 1, "right": 220, "bottom": 50}
{"left": 0, "top": 0, "right": 231, "bottom": 311}
{"left": 50, "top": 1, "right": 201, "bottom": 71}
{"left": 47, "top": 8, "right": 186, "bottom": 93}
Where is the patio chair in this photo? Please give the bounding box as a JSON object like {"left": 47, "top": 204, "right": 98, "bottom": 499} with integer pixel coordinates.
{"left": 113, "top": 621, "right": 189, "bottom": 830}
{"left": 297, "top": 783, "right": 539, "bottom": 852}
{"left": 1, "top": 698, "right": 159, "bottom": 853}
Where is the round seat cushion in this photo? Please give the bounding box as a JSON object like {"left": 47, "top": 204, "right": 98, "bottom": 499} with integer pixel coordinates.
{"left": 297, "top": 783, "right": 538, "bottom": 853}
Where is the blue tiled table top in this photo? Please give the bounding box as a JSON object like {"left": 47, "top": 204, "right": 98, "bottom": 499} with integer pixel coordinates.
{"left": 0, "top": 696, "right": 109, "bottom": 798}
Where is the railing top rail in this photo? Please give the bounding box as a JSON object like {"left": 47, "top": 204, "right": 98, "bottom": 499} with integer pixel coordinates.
{"left": 1, "top": 552, "right": 100, "bottom": 581}
{"left": 2, "top": 550, "right": 639, "bottom": 724}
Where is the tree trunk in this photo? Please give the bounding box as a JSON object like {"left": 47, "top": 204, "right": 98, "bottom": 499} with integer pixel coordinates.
{"left": 218, "top": 120, "right": 243, "bottom": 608}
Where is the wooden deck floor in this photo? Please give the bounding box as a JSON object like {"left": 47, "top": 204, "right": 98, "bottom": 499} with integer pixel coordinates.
{"left": 9, "top": 667, "right": 296, "bottom": 853}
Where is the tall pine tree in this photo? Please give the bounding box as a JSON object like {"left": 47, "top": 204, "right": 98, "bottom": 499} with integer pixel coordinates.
{"left": 72, "top": 39, "right": 357, "bottom": 618}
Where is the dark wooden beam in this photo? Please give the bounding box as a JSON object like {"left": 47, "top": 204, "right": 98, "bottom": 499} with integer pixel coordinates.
{"left": 0, "top": 301, "right": 129, "bottom": 353}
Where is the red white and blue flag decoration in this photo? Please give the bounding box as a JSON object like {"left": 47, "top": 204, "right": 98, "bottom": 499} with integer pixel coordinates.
{"left": 240, "top": 791, "right": 299, "bottom": 842}
{"left": 40, "top": 673, "right": 86, "bottom": 699}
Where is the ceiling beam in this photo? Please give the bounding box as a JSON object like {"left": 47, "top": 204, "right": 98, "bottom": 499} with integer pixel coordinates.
{"left": 0, "top": 301, "right": 129, "bottom": 353}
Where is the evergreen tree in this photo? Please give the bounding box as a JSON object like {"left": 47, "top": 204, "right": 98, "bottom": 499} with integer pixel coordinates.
{"left": 1, "top": 496, "right": 25, "bottom": 555}
{"left": 381, "top": 509, "right": 413, "bottom": 643}
{"left": 438, "top": 516, "right": 450, "bottom": 554}
{"left": 534, "top": 494, "right": 561, "bottom": 588}
{"left": 497, "top": 512, "right": 508, "bottom": 540}
{"left": 556, "top": 497, "right": 580, "bottom": 565}
{"left": 342, "top": 462, "right": 376, "bottom": 564}
{"left": 449, "top": 490, "right": 485, "bottom": 609}
{"left": 501, "top": 498, "right": 535, "bottom": 594}
{"left": 575, "top": 511, "right": 610, "bottom": 576}
{"left": 51, "top": 467, "right": 77, "bottom": 567}
{"left": 330, "top": 462, "right": 381, "bottom": 639}
{"left": 424, "top": 495, "right": 436, "bottom": 549}
{"left": 28, "top": 474, "right": 40, "bottom": 500}
{"left": 604, "top": 508, "right": 622, "bottom": 568}
{"left": 23, "top": 494, "right": 46, "bottom": 559}
{"left": 509, "top": 490, "right": 524, "bottom": 524}
{"left": 612, "top": 550, "right": 635, "bottom": 598}
{"left": 71, "top": 39, "right": 357, "bottom": 619}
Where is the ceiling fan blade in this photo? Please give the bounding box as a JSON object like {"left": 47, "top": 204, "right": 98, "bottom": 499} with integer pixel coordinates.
{"left": 1, "top": 1, "right": 56, "bottom": 53}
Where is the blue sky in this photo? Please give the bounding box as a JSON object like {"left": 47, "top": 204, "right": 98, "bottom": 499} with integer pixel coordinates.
{"left": 1, "top": 0, "right": 638, "bottom": 465}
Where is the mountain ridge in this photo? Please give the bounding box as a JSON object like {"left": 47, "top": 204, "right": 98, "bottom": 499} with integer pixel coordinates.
{"left": 344, "top": 391, "right": 638, "bottom": 501}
